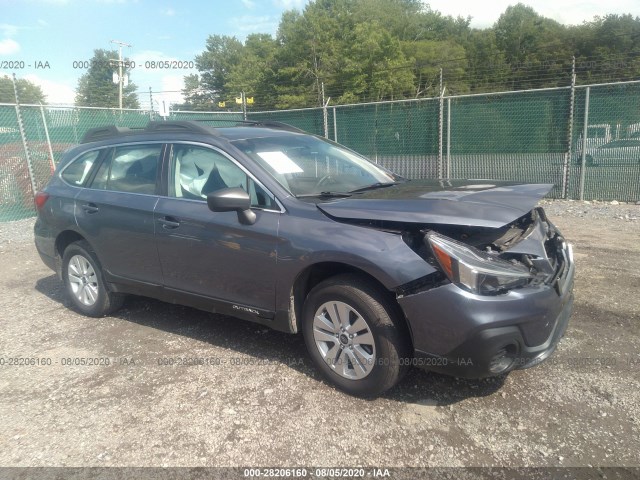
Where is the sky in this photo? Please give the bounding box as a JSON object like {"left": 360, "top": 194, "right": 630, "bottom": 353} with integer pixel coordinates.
{"left": 0, "top": 0, "right": 639, "bottom": 109}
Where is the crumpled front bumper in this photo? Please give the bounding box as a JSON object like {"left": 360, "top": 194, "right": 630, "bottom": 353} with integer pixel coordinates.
{"left": 398, "top": 233, "right": 575, "bottom": 378}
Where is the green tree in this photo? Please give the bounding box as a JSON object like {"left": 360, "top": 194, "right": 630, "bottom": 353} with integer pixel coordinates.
{"left": 494, "top": 4, "right": 572, "bottom": 89}
{"left": 274, "top": 1, "right": 354, "bottom": 107}
{"left": 463, "top": 29, "right": 510, "bottom": 92}
{"left": 75, "top": 49, "right": 139, "bottom": 108}
{"left": 352, "top": 0, "right": 470, "bottom": 43}
{"left": 573, "top": 14, "right": 640, "bottom": 83}
{"left": 225, "top": 34, "right": 278, "bottom": 109}
{"left": 178, "top": 73, "right": 217, "bottom": 110}
{"left": 352, "top": 0, "right": 424, "bottom": 42}
{"left": 340, "top": 21, "right": 415, "bottom": 102}
{"left": 185, "top": 34, "right": 278, "bottom": 110}
{"left": 403, "top": 39, "right": 468, "bottom": 96}
{"left": 195, "top": 35, "right": 244, "bottom": 104}
{"left": 272, "top": 0, "right": 470, "bottom": 105}
{"left": 186, "top": 0, "right": 640, "bottom": 108}
{"left": 0, "top": 75, "right": 46, "bottom": 104}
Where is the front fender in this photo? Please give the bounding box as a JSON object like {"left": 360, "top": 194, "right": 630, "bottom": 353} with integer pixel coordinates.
{"left": 274, "top": 214, "right": 436, "bottom": 314}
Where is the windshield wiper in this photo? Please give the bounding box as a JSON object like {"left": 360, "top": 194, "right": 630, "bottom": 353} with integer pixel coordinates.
{"left": 349, "top": 181, "right": 401, "bottom": 193}
{"left": 295, "top": 191, "right": 352, "bottom": 198}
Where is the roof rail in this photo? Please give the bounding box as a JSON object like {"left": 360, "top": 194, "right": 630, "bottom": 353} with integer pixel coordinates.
{"left": 80, "top": 126, "right": 138, "bottom": 144}
{"left": 144, "top": 120, "right": 220, "bottom": 135}
{"left": 245, "top": 121, "right": 306, "bottom": 133}
{"left": 80, "top": 119, "right": 304, "bottom": 144}
{"left": 184, "top": 118, "right": 306, "bottom": 133}
{"left": 80, "top": 121, "right": 220, "bottom": 144}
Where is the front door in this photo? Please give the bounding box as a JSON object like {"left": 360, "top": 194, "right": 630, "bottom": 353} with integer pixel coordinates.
{"left": 154, "top": 143, "right": 280, "bottom": 313}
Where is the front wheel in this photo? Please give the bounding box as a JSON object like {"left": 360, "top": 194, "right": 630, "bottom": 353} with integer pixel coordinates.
{"left": 62, "top": 240, "right": 125, "bottom": 317}
{"left": 302, "top": 274, "right": 410, "bottom": 397}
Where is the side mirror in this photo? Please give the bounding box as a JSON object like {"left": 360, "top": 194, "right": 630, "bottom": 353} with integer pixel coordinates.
{"left": 207, "top": 188, "right": 256, "bottom": 225}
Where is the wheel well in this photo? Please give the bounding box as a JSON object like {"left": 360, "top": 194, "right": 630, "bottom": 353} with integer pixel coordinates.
{"left": 55, "top": 230, "right": 85, "bottom": 259}
{"left": 290, "top": 262, "right": 413, "bottom": 348}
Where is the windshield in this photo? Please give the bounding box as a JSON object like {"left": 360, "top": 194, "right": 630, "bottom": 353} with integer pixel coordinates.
{"left": 231, "top": 134, "right": 398, "bottom": 197}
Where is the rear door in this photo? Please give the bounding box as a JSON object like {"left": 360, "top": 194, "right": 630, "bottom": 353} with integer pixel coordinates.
{"left": 75, "top": 142, "right": 165, "bottom": 286}
{"left": 154, "top": 142, "right": 280, "bottom": 313}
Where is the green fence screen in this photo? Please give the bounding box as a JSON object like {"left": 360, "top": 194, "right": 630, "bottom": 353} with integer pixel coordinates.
{"left": 1, "top": 81, "right": 639, "bottom": 222}
{"left": 568, "top": 83, "right": 640, "bottom": 201}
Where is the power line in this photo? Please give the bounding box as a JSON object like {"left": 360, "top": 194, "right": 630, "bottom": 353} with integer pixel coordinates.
{"left": 132, "top": 49, "right": 640, "bottom": 109}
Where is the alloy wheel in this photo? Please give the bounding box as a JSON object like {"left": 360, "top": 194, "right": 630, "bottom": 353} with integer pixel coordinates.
{"left": 312, "top": 301, "right": 377, "bottom": 380}
{"left": 67, "top": 254, "right": 99, "bottom": 306}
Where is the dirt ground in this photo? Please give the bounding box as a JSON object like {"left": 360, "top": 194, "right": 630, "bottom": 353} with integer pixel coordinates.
{"left": 0, "top": 211, "right": 638, "bottom": 470}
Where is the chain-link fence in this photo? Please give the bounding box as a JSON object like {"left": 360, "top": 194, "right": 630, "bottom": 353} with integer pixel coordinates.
{"left": 447, "top": 88, "right": 572, "bottom": 199}
{"left": 568, "top": 82, "right": 640, "bottom": 201}
{"left": 0, "top": 105, "right": 33, "bottom": 221}
{"left": 1, "top": 80, "right": 639, "bottom": 222}
{"left": 0, "top": 104, "right": 241, "bottom": 221}
{"left": 247, "top": 81, "right": 640, "bottom": 203}
{"left": 250, "top": 107, "right": 326, "bottom": 137}
{"left": 249, "top": 100, "right": 441, "bottom": 179}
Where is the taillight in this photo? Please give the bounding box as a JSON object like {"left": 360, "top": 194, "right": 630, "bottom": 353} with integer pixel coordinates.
{"left": 34, "top": 191, "right": 50, "bottom": 211}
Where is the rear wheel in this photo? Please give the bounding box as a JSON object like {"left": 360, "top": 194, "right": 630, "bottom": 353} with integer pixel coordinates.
{"left": 302, "top": 274, "right": 410, "bottom": 397}
{"left": 62, "top": 240, "right": 125, "bottom": 317}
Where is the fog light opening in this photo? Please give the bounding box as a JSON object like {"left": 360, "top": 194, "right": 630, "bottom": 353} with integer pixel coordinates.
{"left": 488, "top": 343, "right": 518, "bottom": 374}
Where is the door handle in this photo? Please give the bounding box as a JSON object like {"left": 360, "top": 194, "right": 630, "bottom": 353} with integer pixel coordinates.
{"left": 81, "top": 203, "right": 99, "bottom": 214}
{"left": 158, "top": 216, "right": 180, "bottom": 229}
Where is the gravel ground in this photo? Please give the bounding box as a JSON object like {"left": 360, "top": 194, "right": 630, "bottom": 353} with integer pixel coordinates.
{"left": 0, "top": 217, "right": 37, "bottom": 247}
{"left": 0, "top": 201, "right": 638, "bottom": 471}
{"left": 540, "top": 199, "right": 640, "bottom": 221}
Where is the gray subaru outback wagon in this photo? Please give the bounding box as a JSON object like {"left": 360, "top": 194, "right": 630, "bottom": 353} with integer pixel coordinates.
{"left": 34, "top": 120, "right": 575, "bottom": 396}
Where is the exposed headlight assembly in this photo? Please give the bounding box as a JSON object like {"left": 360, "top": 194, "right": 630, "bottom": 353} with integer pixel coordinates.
{"left": 426, "top": 232, "right": 534, "bottom": 295}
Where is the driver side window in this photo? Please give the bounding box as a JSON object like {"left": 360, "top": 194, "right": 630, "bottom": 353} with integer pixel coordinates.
{"left": 169, "top": 144, "right": 277, "bottom": 210}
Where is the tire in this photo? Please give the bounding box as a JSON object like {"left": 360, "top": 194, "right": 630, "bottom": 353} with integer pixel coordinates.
{"left": 302, "top": 274, "right": 411, "bottom": 397}
{"left": 62, "top": 240, "right": 125, "bottom": 317}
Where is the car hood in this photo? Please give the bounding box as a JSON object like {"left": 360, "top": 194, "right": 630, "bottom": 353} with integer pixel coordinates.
{"left": 316, "top": 180, "right": 554, "bottom": 228}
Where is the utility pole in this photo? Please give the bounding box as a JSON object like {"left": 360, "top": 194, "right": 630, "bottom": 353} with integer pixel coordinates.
{"left": 110, "top": 39, "right": 132, "bottom": 111}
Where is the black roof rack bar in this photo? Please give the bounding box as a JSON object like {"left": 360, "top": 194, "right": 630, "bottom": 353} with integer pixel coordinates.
{"left": 245, "top": 120, "right": 306, "bottom": 133}
{"left": 80, "top": 121, "right": 220, "bottom": 144}
{"left": 80, "top": 119, "right": 305, "bottom": 144}
{"left": 187, "top": 118, "right": 306, "bottom": 133}
{"left": 167, "top": 118, "right": 242, "bottom": 124}
{"left": 80, "top": 125, "right": 140, "bottom": 144}
{"left": 144, "top": 120, "right": 221, "bottom": 136}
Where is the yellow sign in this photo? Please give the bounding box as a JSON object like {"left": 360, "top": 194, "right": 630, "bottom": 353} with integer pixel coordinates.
{"left": 246, "top": 97, "right": 254, "bottom": 105}
{"left": 235, "top": 97, "right": 242, "bottom": 104}
{"left": 218, "top": 101, "right": 226, "bottom": 108}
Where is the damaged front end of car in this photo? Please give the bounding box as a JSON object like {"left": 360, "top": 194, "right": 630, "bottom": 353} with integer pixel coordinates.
{"left": 400, "top": 207, "right": 571, "bottom": 296}
{"left": 315, "top": 181, "right": 575, "bottom": 378}
{"left": 395, "top": 206, "right": 575, "bottom": 378}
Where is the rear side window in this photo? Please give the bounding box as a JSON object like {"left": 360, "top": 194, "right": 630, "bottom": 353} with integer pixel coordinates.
{"left": 61, "top": 150, "right": 101, "bottom": 186}
{"left": 90, "top": 144, "right": 162, "bottom": 195}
